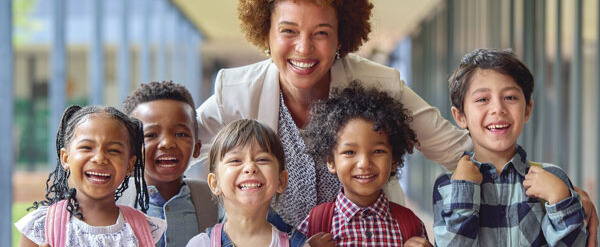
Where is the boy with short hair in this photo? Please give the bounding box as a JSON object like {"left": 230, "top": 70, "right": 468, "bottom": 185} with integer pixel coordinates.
{"left": 121, "top": 81, "right": 218, "bottom": 247}
{"left": 433, "top": 49, "right": 587, "bottom": 246}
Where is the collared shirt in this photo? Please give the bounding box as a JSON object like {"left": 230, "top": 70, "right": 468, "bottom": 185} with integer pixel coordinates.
{"left": 298, "top": 190, "right": 425, "bottom": 246}
{"left": 147, "top": 182, "right": 199, "bottom": 247}
{"left": 274, "top": 92, "right": 341, "bottom": 227}
{"left": 432, "top": 145, "right": 588, "bottom": 246}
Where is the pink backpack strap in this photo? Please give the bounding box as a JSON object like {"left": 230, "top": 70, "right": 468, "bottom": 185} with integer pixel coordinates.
{"left": 277, "top": 230, "right": 290, "bottom": 247}
{"left": 118, "top": 205, "right": 155, "bottom": 247}
{"left": 45, "top": 200, "right": 70, "bottom": 247}
{"left": 210, "top": 223, "right": 224, "bottom": 247}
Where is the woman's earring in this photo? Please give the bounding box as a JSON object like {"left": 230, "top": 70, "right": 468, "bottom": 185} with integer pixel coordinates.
{"left": 335, "top": 50, "right": 340, "bottom": 60}
{"left": 264, "top": 48, "right": 271, "bottom": 57}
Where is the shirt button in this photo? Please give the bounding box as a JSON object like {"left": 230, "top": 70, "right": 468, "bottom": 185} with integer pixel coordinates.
{"left": 166, "top": 237, "right": 170, "bottom": 243}
{"left": 165, "top": 206, "right": 169, "bottom": 211}
{"left": 365, "top": 231, "right": 372, "bottom": 238}
{"left": 149, "top": 188, "right": 156, "bottom": 193}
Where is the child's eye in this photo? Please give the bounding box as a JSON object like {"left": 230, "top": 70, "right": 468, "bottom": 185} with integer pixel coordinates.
{"left": 475, "top": 97, "right": 488, "bottom": 103}
{"left": 144, "top": 133, "right": 158, "bottom": 138}
{"left": 78, "top": 146, "right": 92, "bottom": 151}
{"left": 226, "top": 159, "right": 242, "bottom": 164}
{"left": 374, "top": 149, "right": 387, "bottom": 154}
{"left": 315, "top": 31, "right": 329, "bottom": 37}
{"left": 256, "top": 157, "right": 272, "bottom": 163}
{"left": 175, "top": 132, "right": 189, "bottom": 137}
{"left": 108, "top": 149, "right": 122, "bottom": 154}
{"left": 505, "top": 95, "right": 518, "bottom": 101}
{"left": 341, "top": 150, "right": 355, "bottom": 155}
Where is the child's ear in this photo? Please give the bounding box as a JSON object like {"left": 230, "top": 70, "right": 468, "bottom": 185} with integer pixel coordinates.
{"left": 326, "top": 158, "right": 336, "bottom": 174}
{"left": 127, "top": 156, "right": 136, "bottom": 175}
{"left": 277, "top": 170, "right": 288, "bottom": 194}
{"left": 207, "top": 173, "right": 222, "bottom": 196}
{"left": 60, "top": 148, "right": 70, "bottom": 170}
{"left": 524, "top": 98, "right": 534, "bottom": 123}
{"left": 451, "top": 106, "right": 468, "bottom": 129}
{"left": 192, "top": 141, "right": 201, "bottom": 158}
{"left": 391, "top": 160, "right": 400, "bottom": 171}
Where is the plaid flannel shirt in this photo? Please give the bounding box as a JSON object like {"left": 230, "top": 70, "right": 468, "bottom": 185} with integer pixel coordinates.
{"left": 298, "top": 190, "right": 426, "bottom": 246}
{"left": 432, "top": 146, "right": 587, "bottom": 246}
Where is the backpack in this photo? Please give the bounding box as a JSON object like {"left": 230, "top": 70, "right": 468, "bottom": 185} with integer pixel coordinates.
{"left": 45, "top": 199, "right": 155, "bottom": 247}
{"left": 185, "top": 178, "right": 220, "bottom": 232}
{"left": 306, "top": 201, "right": 424, "bottom": 243}
{"left": 209, "top": 223, "right": 290, "bottom": 247}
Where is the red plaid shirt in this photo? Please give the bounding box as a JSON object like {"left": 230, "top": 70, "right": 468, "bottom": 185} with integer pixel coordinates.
{"left": 298, "top": 190, "right": 424, "bottom": 246}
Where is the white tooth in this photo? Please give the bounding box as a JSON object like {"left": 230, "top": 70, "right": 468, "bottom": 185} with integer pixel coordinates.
{"left": 87, "top": 171, "right": 110, "bottom": 177}
{"left": 290, "top": 60, "right": 315, "bottom": 68}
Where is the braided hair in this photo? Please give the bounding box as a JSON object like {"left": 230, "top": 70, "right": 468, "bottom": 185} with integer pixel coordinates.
{"left": 30, "top": 105, "right": 149, "bottom": 219}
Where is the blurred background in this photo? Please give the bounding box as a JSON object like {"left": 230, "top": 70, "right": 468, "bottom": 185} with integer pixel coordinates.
{"left": 1, "top": 0, "right": 599, "bottom": 245}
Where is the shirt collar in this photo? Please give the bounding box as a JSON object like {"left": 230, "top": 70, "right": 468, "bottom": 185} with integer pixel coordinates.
{"left": 335, "top": 188, "right": 390, "bottom": 222}
{"left": 467, "top": 145, "right": 529, "bottom": 176}
{"left": 147, "top": 182, "right": 191, "bottom": 207}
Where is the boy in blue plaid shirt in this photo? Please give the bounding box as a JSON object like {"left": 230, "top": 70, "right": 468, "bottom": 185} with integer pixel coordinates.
{"left": 432, "top": 49, "right": 587, "bottom": 246}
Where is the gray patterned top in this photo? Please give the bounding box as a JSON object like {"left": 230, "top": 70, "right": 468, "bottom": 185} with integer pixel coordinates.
{"left": 272, "top": 93, "right": 341, "bottom": 227}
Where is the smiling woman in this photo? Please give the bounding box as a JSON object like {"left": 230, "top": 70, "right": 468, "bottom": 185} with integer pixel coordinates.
{"left": 194, "top": 0, "right": 473, "bottom": 230}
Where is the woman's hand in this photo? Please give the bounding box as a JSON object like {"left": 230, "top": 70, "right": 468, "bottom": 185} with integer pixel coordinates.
{"left": 574, "top": 186, "right": 599, "bottom": 247}
{"left": 451, "top": 155, "right": 482, "bottom": 184}
{"left": 404, "top": 236, "right": 433, "bottom": 247}
{"left": 306, "top": 232, "right": 335, "bottom": 247}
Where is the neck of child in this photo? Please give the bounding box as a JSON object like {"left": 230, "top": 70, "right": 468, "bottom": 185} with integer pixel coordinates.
{"left": 74, "top": 192, "right": 120, "bottom": 227}
{"left": 146, "top": 175, "right": 184, "bottom": 201}
{"left": 222, "top": 201, "right": 272, "bottom": 246}
{"left": 473, "top": 145, "right": 517, "bottom": 174}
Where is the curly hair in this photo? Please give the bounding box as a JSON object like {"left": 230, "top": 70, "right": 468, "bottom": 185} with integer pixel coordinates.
{"left": 303, "top": 82, "right": 417, "bottom": 177}
{"left": 31, "top": 105, "right": 149, "bottom": 219}
{"left": 449, "top": 48, "right": 534, "bottom": 112}
{"left": 238, "top": 0, "right": 373, "bottom": 57}
{"left": 123, "top": 81, "right": 199, "bottom": 138}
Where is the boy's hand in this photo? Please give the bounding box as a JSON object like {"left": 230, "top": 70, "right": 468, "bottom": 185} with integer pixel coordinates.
{"left": 523, "top": 165, "right": 570, "bottom": 204}
{"left": 451, "top": 155, "right": 482, "bottom": 184}
{"left": 306, "top": 232, "right": 334, "bottom": 247}
{"left": 404, "top": 236, "right": 433, "bottom": 247}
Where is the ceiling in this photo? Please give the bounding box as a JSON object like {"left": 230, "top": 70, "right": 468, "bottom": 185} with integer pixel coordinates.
{"left": 172, "top": 0, "right": 443, "bottom": 56}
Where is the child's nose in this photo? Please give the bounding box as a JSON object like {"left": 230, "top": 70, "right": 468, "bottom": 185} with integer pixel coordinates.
{"left": 91, "top": 152, "right": 107, "bottom": 164}
{"left": 491, "top": 100, "right": 507, "bottom": 115}
{"left": 357, "top": 155, "right": 372, "bottom": 169}
{"left": 243, "top": 162, "right": 257, "bottom": 174}
{"left": 159, "top": 136, "right": 175, "bottom": 149}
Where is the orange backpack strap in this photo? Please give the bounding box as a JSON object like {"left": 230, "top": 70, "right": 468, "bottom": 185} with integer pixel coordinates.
{"left": 118, "top": 205, "right": 155, "bottom": 247}
{"left": 45, "top": 200, "right": 70, "bottom": 247}
{"left": 306, "top": 202, "right": 335, "bottom": 238}
{"left": 389, "top": 202, "right": 424, "bottom": 243}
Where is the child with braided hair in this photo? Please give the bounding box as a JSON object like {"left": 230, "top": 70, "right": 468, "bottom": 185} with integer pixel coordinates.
{"left": 15, "top": 105, "right": 166, "bottom": 247}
